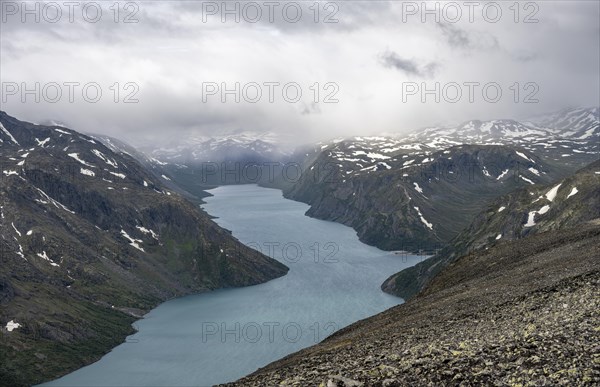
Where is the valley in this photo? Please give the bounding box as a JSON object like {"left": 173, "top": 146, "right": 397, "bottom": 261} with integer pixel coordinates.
{"left": 40, "top": 185, "right": 421, "bottom": 386}
{"left": 1, "top": 106, "right": 598, "bottom": 386}
{"left": 3, "top": 3, "right": 599, "bottom": 385}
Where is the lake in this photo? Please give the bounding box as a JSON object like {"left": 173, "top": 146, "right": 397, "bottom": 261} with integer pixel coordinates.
{"left": 43, "top": 185, "right": 423, "bottom": 386}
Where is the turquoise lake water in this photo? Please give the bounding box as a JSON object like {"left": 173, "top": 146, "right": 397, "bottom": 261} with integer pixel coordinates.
{"left": 43, "top": 185, "right": 422, "bottom": 386}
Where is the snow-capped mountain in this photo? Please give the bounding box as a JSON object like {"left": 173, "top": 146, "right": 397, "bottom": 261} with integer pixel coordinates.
{"left": 310, "top": 107, "right": 599, "bottom": 179}
{"left": 280, "top": 107, "right": 598, "bottom": 253}
{"left": 529, "top": 107, "right": 600, "bottom": 140}
{"left": 144, "top": 131, "right": 292, "bottom": 165}
{"left": 285, "top": 143, "right": 561, "bottom": 252}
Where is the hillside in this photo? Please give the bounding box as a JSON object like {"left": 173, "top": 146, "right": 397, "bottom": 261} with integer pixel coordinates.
{"left": 382, "top": 159, "right": 600, "bottom": 299}
{"left": 284, "top": 144, "right": 560, "bottom": 251}
{"left": 0, "top": 112, "right": 288, "bottom": 386}
{"left": 223, "top": 222, "right": 600, "bottom": 386}
{"left": 280, "top": 108, "right": 598, "bottom": 252}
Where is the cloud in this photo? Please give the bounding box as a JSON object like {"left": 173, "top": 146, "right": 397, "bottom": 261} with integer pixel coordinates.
{"left": 437, "top": 23, "right": 499, "bottom": 51}
{"left": 378, "top": 50, "right": 439, "bottom": 77}
{"left": 0, "top": 1, "right": 598, "bottom": 146}
{"left": 301, "top": 102, "right": 322, "bottom": 116}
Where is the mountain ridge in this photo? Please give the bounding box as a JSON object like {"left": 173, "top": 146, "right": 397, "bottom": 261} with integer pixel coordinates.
{"left": 0, "top": 111, "right": 288, "bottom": 386}
{"left": 382, "top": 158, "right": 600, "bottom": 299}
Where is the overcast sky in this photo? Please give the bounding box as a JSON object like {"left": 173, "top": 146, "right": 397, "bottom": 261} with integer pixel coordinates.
{"left": 1, "top": 0, "right": 599, "bottom": 147}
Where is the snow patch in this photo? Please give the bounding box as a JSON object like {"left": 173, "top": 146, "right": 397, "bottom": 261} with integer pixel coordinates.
{"left": 496, "top": 234, "right": 502, "bottom": 240}
{"left": 524, "top": 211, "right": 537, "bottom": 227}
{"left": 35, "top": 137, "right": 51, "bottom": 147}
{"left": 136, "top": 226, "right": 159, "bottom": 240}
{"left": 37, "top": 251, "right": 60, "bottom": 267}
{"left": 516, "top": 151, "right": 534, "bottom": 163}
{"left": 537, "top": 205, "right": 550, "bottom": 215}
{"left": 11, "top": 223, "right": 21, "bottom": 237}
{"left": 5, "top": 320, "right": 21, "bottom": 332}
{"left": 34, "top": 187, "right": 75, "bottom": 214}
{"left": 0, "top": 122, "right": 19, "bottom": 145}
{"left": 413, "top": 182, "right": 423, "bottom": 194}
{"left": 109, "top": 172, "right": 126, "bottom": 179}
{"left": 91, "top": 149, "right": 118, "bottom": 168}
{"left": 497, "top": 206, "right": 506, "bottom": 213}
{"left": 577, "top": 127, "right": 595, "bottom": 140}
{"left": 545, "top": 183, "right": 562, "bottom": 202}
{"left": 413, "top": 206, "right": 433, "bottom": 230}
{"left": 68, "top": 153, "right": 95, "bottom": 168}
{"left": 566, "top": 187, "right": 578, "bottom": 199}
{"left": 121, "top": 230, "right": 145, "bottom": 252}
{"left": 520, "top": 175, "right": 535, "bottom": 185}
{"left": 80, "top": 168, "right": 95, "bottom": 177}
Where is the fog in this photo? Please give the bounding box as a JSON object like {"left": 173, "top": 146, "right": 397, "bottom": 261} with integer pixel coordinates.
{"left": 1, "top": 0, "right": 598, "bottom": 147}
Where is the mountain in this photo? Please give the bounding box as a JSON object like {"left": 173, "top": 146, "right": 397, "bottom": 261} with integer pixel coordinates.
{"left": 144, "top": 131, "right": 290, "bottom": 166}
{"left": 86, "top": 134, "right": 205, "bottom": 202}
{"left": 382, "top": 159, "right": 600, "bottom": 299}
{"left": 529, "top": 106, "right": 599, "bottom": 140}
{"left": 406, "top": 106, "right": 599, "bottom": 154}
{"left": 222, "top": 220, "right": 600, "bottom": 386}
{"left": 281, "top": 108, "right": 598, "bottom": 252}
{"left": 0, "top": 112, "right": 288, "bottom": 386}
{"left": 137, "top": 132, "right": 297, "bottom": 194}
{"left": 284, "top": 144, "right": 560, "bottom": 251}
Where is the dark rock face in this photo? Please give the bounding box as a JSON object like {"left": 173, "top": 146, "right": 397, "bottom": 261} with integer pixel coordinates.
{"left": 383, "top": 159, "right": 600, "bottom": 300}
{"left": 0, "top": 111, "right": 288, "bottom": 386}
{"left": 222, "top": 224, "right": 600, "bottom": 386}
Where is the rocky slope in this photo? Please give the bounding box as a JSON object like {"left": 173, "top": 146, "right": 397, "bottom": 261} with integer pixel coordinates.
{"left": 0, "top": 111, "right": 288, "bottom": 386}
{"left": 382, "top": 158, "right": 600, "bottom": 300}
{"left": 223, "top": 222, "right": 600, "bottom": 386}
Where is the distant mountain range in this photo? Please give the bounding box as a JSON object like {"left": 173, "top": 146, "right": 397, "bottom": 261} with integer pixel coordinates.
{"left": 131, "top": 107, "right": 598, "bottom": 197}
{"left": 142, "top": 131, "right": 292, "bottom": 165}
{"left": 0, "top": 111, "right": 288, "bottom": 386}
{"left": 142, "top": 107, "right": 599, "bottom": 171}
